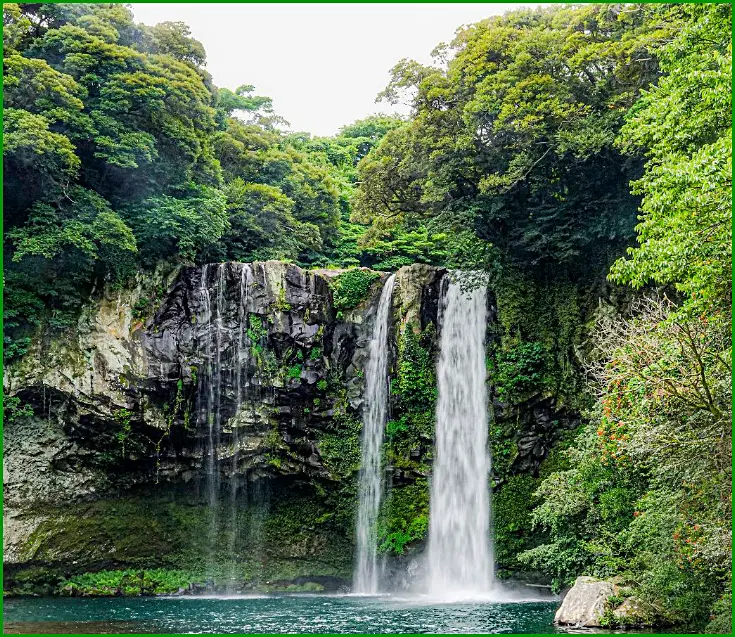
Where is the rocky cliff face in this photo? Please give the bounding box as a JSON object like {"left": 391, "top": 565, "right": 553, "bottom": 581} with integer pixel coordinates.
{"left": 3, "top": 260, "right": 590, "bottom": 593}
{"left": 3, "top": 262, "right": 449, "bottom": 590}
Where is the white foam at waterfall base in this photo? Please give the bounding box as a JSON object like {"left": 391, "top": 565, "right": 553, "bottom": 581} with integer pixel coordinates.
{"left": 426, "top": 273, "right": 494, "bottom": 601}
{"left": 353, "top": 274, "right": 396, "bottom": 594}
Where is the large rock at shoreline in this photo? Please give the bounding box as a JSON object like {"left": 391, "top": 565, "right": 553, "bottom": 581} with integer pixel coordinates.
{"left": 554, "top": 576, "right": 614, "bottom": 627}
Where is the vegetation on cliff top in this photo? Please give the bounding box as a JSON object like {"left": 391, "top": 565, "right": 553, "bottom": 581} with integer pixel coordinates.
{"left": 329, "top": 268, "right": 382, "bottom": 316}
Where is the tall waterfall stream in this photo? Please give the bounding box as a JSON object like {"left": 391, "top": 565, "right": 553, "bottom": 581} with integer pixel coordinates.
{"left": 353, "top": 274, "right": 396, "bottom": 594}
{"left": 427, "top": 275, "right": 494, "bottom": 598}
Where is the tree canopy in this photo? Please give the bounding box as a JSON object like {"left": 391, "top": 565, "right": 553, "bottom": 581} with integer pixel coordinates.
{"left": 352, "top": 4, "right": 692, "bottom": 274}
{"left": 2, "top": 3, "right": 400, "bottom": 357}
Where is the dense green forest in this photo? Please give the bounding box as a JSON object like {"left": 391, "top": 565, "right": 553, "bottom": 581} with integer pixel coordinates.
{"left": 3, "top": 2, "right": 731, "bottom": 632}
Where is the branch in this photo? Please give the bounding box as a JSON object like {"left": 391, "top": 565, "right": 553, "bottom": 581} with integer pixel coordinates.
{"left": 499, "top": 147, "right": 553, "bottom": 195}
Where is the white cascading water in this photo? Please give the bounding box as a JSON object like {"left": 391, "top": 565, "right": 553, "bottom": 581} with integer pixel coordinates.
{"left": 199, "top": 263, "right": 254, "bottom": 584}
{"left": 427, "top": 274, "right": 494, "bottom": 599}
{"left": 353, "top": 273, "right": 396, "bottom": 594}
{"left": 228, "top": 263, "right": 252, "bottom": 587}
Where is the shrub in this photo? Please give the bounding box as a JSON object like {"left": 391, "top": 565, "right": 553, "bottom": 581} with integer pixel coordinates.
{"left": 489, "top": 341, "right": 548, "bottom": 403}
{"left": 378, "top": 480, "right": 430, "bottom": 555}
{"left": 58, "top": 569, "right": 203, "bottom": 596}
{"left": 330, "top": 269, "right": 381, "bottom": 315}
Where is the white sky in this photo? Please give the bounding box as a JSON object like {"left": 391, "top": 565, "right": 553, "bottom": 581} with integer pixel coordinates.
{"left": 131, "top": 3, "right": 543, "bottom": 137}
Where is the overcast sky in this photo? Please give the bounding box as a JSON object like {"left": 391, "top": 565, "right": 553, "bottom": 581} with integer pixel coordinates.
{"left": 131, "top": 3, "right": 543, "bottom": 136}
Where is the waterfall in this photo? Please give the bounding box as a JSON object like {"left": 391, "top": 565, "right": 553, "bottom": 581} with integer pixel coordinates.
{"left": 427, "top": 274, "right": 493, "bottom": 598}
{"left": 197, "top": 263, "right": 255, "bottom": 586}
{"left": 197, "top": 266, "right": 217, "bottom": 504}
{"left": 198, "top": 264, "right": 224, "bottom": 574}
{"left": 231, "top": 264, "right": 252, "bottom": 491}
{"left": 228, "top": 263, "right": 252, "bottom": 588}
{"left": 354, "top": 273, "right": 396, "bottom": 594}
{"left": 213, "top": 263, "right": 227, "bottom": 495}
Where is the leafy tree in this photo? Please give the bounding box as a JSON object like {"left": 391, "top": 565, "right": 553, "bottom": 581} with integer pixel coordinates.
{"left": 214, "top": 84, "right": 275, "bottom": 129}
{"left": 610, "top": 3, "right": 732, "bottom": 319}
{"left": 144, "top": 21, "right": 206, "bottom": 66}
{"left": 124, "top": 186, "right": 227, "bottom": 264}
{"left": 522, "top": 5, "right": 732, "bottom": 631}
{"left": 3, "top": 4, "right": 219, "bottom": 359}
{"left": 9, "top": 186, "right": 136, "bottom": 264}
{"left": 354, "top": 4, "right": 687, "bottom": 274}
{"left": 205, "top": 180, "right": 320, "bottom": 263}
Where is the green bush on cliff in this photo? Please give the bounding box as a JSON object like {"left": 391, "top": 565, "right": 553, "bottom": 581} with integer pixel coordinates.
{"left": 330, "top": 269, "right": 381, "bottom": 315}
{"left": 492, "top": 270, "right": 587, "bottom": 409}
{"left": 489, "top": 342, "right": 548, "bottom": 403}
{"left": 493, "top": 475, "right": 541, "bottom": 575}
{"left": 3, "top": 394, "right": 34, "bottom": 423}
{"left": 377, "top": 321, "right": 438, "bottom": 554}
{"left": 385, "top": 323, "right": 436, "bottom": 472}
{"left": 59, "top": 569, "right": 203, "bottom": 596}
{"left": 319, "top": 414, "right": 362, "bottom": 478}
{"left": 392, "top": 323, "right": 436, "bottom": 411}
{"left": 247, "top": 314, "right": 267, "bottom": 354}
{"left": 378, "top": 480, "right": 430, "bottom": 555}
{"left": 286, "top": 364, "right": 302, "bottom": 380}
{"left": 488, "top": 422, "right": 518, "bottom": 482}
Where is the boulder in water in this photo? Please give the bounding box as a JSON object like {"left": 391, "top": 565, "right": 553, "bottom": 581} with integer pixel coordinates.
{"left": 554, "top": 576, "right": 614, "bottom": 627}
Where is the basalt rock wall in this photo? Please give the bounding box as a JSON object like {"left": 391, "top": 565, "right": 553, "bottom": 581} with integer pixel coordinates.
{"left": 3, "top": 262, "right": 449, "bottom": 590}
{"left": 3, "top": 261, "right": 591, "bottom": 593}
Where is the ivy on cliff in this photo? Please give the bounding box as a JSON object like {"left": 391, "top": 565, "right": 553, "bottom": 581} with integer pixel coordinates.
{"left": 378, "top": 322, "right": 437, "bottom": 554}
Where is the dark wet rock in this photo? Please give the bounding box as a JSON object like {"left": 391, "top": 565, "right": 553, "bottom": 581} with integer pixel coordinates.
{"left": 495, "top": 395, "right": 581, "bottom": 477}
{"left": 3, "top": 262, "right": 451, "bottom": 577}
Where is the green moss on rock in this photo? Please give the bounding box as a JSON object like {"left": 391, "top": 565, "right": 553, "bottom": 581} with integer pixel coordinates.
{"left": 8, "top": 485, "right": 354, "bottom": 595}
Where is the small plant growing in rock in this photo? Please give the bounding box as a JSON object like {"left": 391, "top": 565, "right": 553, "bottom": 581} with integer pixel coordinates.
{"left": 330, "top": 269, "right": 381, "bottom": 318}
{"left": 275, "top": 287, "right": 291, "bottom": 312}
{"left": 114, "top": 408, "right": 133, "bottom": 456}
{"left": 3, "top": 394, "right": 34, "bottom": 423}
{"left": 132, "top": 297, "right": 151, "bottom": 321}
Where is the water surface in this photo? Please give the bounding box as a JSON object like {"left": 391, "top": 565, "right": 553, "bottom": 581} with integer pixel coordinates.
{"left": 4, "top": 593, "right": 569, "bottom": 634}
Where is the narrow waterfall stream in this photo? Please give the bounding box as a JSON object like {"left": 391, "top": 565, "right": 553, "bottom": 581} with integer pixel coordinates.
{"left": 353, "top": 274, "right": 396, "bottom": 594}
{"left": 228, "top": 263, "right": 252, "bottom": 587}
{"left": 427, "top": 275, "right": 494, "bottom": 598}
{"left": 196, "top": 264, "right": 219, "bottom": 572}
{"left": 197, "top": 263, "right": 255, "bottom": 584}
{"left": 197, "top": 264, "right": 224, "bottom": 575}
